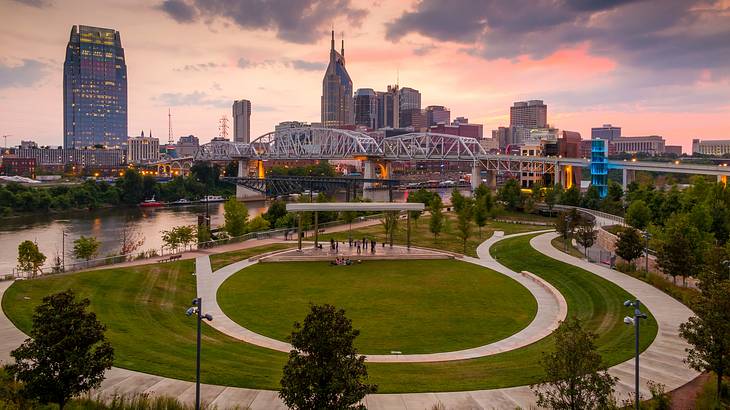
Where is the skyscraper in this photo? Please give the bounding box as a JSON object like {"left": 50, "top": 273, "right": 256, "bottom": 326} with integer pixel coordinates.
{"left": 509, "top": 100, "right": 547, "bottom": 129}
{"left": 398, "top": 87, "right": 421, "bottom": 127}
{"left": 376, "top": 85, "right": 399, "bottom": 128}
{"left": 426, "top": 105, "right": 450, "bottom": 126}
{"left": 63, "top": 25, "right": 127, "bottom": 148}
{"left": 354, "top": 88, "right": 378, "bottom": 129}
{"left": 321, "top": 31, "right": 354, "bottom": 127}
{"left": 233, "top": 99, "right": 251, "bottom": 143}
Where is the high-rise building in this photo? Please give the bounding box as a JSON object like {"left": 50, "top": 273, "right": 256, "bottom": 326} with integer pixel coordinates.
{"left": 63, "top": 25, "right": 127, "bottom": 149}
{"left": 354, "top": 88, "right": 378, "bottom": 129}
{"left": 400, "top": 109, "right": 427, "bottom": 129}
{"left": 175, "top": 135, "right": 199, "bottom": 157}
{"left": 510, "top": 100, "right": 547, "bottom": 129}
{"left": 399, "top": 87, "right": 421, "bottom": 111}
{"left": 377, "top": 85, "right": 399, "bottom": 128}
{"left": 232, "top": 99, "right": 251, "bottom": 143}
{"left": 591, "top": 124, "right": 621, "bottom": 141}
{"left": 127, "top": 131, "right": 159, "bottom": 164}
{"left": 321, "top": 31, "right": 354, "bottom": 127}
{"left": 425, "top": 105, "right": 450, "bottom": 126}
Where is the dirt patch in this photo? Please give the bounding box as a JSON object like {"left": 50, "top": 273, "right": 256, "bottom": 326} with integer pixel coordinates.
{"left": 670, "top": 372, "right": 710, "bottom": 410}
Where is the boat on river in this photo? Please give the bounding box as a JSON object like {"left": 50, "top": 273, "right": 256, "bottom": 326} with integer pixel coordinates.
{"left": 139, "top": 197, "right": 163, "bottom": 208}
{"left": 199, "top": 195, "right": 225, "bottom": 203}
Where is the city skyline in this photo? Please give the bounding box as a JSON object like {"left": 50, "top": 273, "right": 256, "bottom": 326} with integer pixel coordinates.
{"left": 0, "top": 0, "right": 729, "bottom": 151}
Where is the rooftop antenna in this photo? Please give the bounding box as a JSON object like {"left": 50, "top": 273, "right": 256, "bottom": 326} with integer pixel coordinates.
{"left": 341, "top": 31, "right": 344, "bottom": 57}
{"left": 168, "top": 108, "right": 173, "bottom": 145}
{"left": 396, "top": 67, "right": 399, "bottom": 87}
{"left": 218, "top": 115, "right": 229, "bottom": 140}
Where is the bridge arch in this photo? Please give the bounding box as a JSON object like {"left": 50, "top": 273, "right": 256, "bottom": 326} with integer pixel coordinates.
{"left": 249, "top": 127, "right": 381, "bottom": 160}
{"left": 380, "top": 133, "right": 486, "bottom": 161}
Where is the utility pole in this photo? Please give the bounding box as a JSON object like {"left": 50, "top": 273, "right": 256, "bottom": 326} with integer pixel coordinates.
{"left": 2, "top": 134, "right": 10, "bottom": 151}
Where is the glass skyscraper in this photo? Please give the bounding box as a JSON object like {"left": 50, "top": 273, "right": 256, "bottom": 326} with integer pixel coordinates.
{"left": 321, "top": 31, "right": 353, "bottom": 127}
{"left": 64, "top": 25, "right": 127, "bottom": 148}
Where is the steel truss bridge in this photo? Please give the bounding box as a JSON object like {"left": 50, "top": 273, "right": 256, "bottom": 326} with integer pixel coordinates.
{"left": 223, "top": 175, "right": 400, "bottom": 200}
{"left": 194, "top": 127, "right": 730, "bottom": 182}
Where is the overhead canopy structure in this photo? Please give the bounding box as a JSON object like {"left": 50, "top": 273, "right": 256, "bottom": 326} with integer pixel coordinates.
{"left": 286, "top": 201, "right": 426, "bottom": 250}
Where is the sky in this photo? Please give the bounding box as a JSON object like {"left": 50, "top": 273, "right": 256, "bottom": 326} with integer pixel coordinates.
{"left": 1, "top": 0, "right": 729, "bottom": 152}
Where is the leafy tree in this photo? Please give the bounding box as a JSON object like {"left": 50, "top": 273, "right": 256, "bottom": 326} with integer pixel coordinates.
{"left": 531, "top": 318, "right": 617, "bottom": 410}
{"left": 119, "top": 220, "right": 144, "bottom": 256}
{"left": 455, "top": 197, "right": 474, "bottom": 253}
{"left": 555, "top": 209, "right": 580, "bottom": 248}
{"left": 575, "top": 217, "right": 597, "bottom": 256}
{"left": 450, "top": 188, "right": 466, "bottom": 213}
{"left": 615, "top": 227, "right": 645, "bottom": 268}
{"left": 473, "top": 195, "right": 489, "bottom": 238}
{"left": 279, "top": 304, "right": 377, "bottom": 409}
{"left": 531, "top": 182, "right": 544, "bottom": 203}
{"left": 606, "top": 181, "right": 624, "bottom": 203}
{"left": 625, "top": 200, "right": 652, "bottom": 230}
{"left": 580, "top": 185, "right": 601, "bottom": 210}
{"left": 8, "top": 290, "right": 114, "bottom": 409}
{"left": 341, "top": 210, "right": 356, "bottom": 240}
{"left": 561, "top": 185, "right": 581, "bottom": 207}
{"left": 429, "top": 196, "right": 444, "bottom": 240}
{"left": 408, "top": 188, "right": 436, "bottom": 226}
{"left": 380, "top": 212, "right": 399, "bottom": 247}
{"left": 498, "top": 178, "right": 522, "bottom": 211}
{"left": 679, "top": 279, "right": 730, "bottom": 404}
{"left": 72, "top": 236, "right": 100, "bottom": 262}
{"left": 655, "top": 213, "right": 708, "bottom": 285}
{"left": 116, "top": 169, "right": 144, "bottom": 204}
{"left": 544, "top": 187, "right": 558, "bottom": 214}
{"left": 264, "top": 199, "right": 288, "bottom": 226}
{"left": 223, "top": 197, "right": 249, "bottom": 237}
{"left": 161, "top": 225, "right": 196, "bottom": 252}
{"left": 246, "top": 215, "right": 271, "bottom": 233}
{"left": 17, "top": 240, "right": 46, "bottom": 276}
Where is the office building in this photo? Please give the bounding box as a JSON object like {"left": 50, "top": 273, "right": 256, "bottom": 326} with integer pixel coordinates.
{"left": 400, "top": 109, "right": 427, "bottom": 129}
{"left": 425, "top": 105, "right": 450, "bottom": 126}
{"left": 63, "top": 25, "right": 128, "bottom": 149}
{"left": 321, "top": 31, "right": 354, "bottom": 127}
{"left": 612, "top": 135, "right": 666, "bottom": 155}
{"left": 591, "top": 124, "right": 621, "bottom": 141}
{"left": 377, "top": 85, "right": 399, "bottom": 128}
{"left": 9, "top": 145, "right": 125, "bottom": 168}
{"left": 558, "top": 131, "right": 582, "bottom": 158}
{"left": 429, "top": 123, "right": 483, "bottom": 139}
{"left": 354, "top": 88, "right": 378, "bottom": 129}
{"left": 0, "top": 157, "right": 36, "bottom": 178}
{"left": 399, "top": 87, "right": 421, "bottom": 111}
{"left": 510, "top": 100, "right": 547, "bottom": 129}
{"left": 127, "top": 131, "right": 159, "bottom": 164}
{"left": 232, "top": 99, "right": 251, "bottom": 143}
{"left": 492, "top": 127, "right": 511, "bottom": 150}
{"left": 174, "top": 135, "right": 199, "bottom": 157}
{"left": 665, "top": 145, "right": 683, "bottom": 156}
{"left": 692, "top": 139, "right": 730, "bottom": 156}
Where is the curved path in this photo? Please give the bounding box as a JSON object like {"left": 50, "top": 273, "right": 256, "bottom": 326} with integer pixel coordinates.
{"left": 197, "top": 234, "right": 567, "bottom": 363}
{"left": 0, "top": 231, "right": 699, "bottom": 409}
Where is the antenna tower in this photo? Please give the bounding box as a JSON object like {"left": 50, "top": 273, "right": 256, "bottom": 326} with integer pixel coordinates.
{"left": 218, "top": 115, "right": 230, "bottom": 140}
{"left": 168, "top": 108, "right": 173, "bottom": 145}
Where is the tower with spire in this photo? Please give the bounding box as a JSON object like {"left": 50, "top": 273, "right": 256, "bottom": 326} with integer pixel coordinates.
{"left": 321, "top": 30, "right": 354, "bottom": 127}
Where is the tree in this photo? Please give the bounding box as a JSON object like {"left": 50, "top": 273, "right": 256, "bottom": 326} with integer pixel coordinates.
{"left": 555, "top": 209, "right": 580, "bottom": 249}
{"left": 625, "top": 200, "right": 651, "bottom": 230}
{"left": 455, "top": 197, "right": 474, "bottom": 253}
{"left": 116, "top": 169, "right": 144, "bottom": 204}
{"left": 544, "top": 187, "right": 558, "bottom": 214}
{"left": 279, "top": 304, "right": 377, "bottom": 409}
{"left": 380, "top": 212, "right": 399, "bottom": 247}
{"left": 498, "top": 178, "right": 522, "bottom": 211}
{"left": 561, "top": 185, "right": 581, "bottom": 207}
{"left": 161, "top": 225, "right": 196, "bottom": 252}
{"left": 246, "top": 215, "right": 271, "bottom": 233}
{"left": 429, "top": 196, "right": 444, "bottom": 240}
{"left": 408, "top": 188, "right": 435, "bottom": 226}
{"left": 263, "top": 199, "right": 288, "bottom": 226}
{"left": 119, "top": 220, "right": 144, "bottom": 256}
{"left": 615, "top": 227, "right": 645, "bottom": 269}
{"left": 575, "top": 217, "right": 597, "bottom": 256}
{"left": 16, "top": 240, "right": 46, "bottom": 276}
{"left": 531, "top": 318, "right": 617, "bottom": 410}
{"left": 655, "top": 213, "right": 707, "bottom": 285}
{"left": 679, "top": 280, "right": 730, "bottom": 404}
{"left": 451, "top": 188, "right": 466, "bottom": 213}
{"left": 223, "top": 197, "right": 249, "bottom": 237}
{"left": 8, "top": 290, "right": 114, "bottom": 409}
{"left": 341, "top": 210, "right": 356, "bottom": 240}
{"left": 72, "top": 236, "right": 100, "bottom": 262}
{"left": 473, "top": 195, "right": 488, "bottom": 238}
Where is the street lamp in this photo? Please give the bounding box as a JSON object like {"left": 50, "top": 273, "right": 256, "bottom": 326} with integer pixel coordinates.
{"left": 642, "top": 231, "right": 651, "bottom": 273}
{"left": 186, "top": 297, "right": 213, "bottom": 410}
{"left": 624, "top": 299, "right": 648, "bottom": 410}
{"left": 57, "top": 220, "right": 70, "bottom": 272}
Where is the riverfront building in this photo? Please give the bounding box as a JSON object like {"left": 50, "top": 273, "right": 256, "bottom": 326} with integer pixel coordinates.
{"left": 127, "top": 131, "right": 160, "bottom": 164}
{"left": 692, "top": 139, "right": 730, "bottom": 156}
{"left": 63, "top": 25, "right": 128, "bottom": 149}
{"left": 321, "top": 31, "right": 354, "bottom": 127}
{"left": 232, "top": 99, "right": 251, "bottom": 143}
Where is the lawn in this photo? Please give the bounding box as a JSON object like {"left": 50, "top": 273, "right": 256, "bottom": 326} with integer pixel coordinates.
{"left": 209, "top": 243, "right": 296, "bottom": 271}
{"left": 218, "top": 260, "right": 537, "bottom": 354}
{"left": 320, "top": 212, "right": 548, "bottom": 257}
{"left": 2, "top": 234, "right": 658, "bottom": 393}
{"left": 550, "top": 236, "right": 586, "bottom": 259}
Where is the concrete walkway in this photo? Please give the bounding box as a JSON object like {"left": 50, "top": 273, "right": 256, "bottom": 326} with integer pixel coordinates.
{"left": 0, "top": 230, "right": 700, "bottom": 409}
{"left": 196, "top": 235, "right": 567, "bottom": 363}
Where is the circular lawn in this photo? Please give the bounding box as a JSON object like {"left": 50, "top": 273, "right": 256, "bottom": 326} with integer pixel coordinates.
{"left": 217, "top": 259, "right": 538, "bottom": 355}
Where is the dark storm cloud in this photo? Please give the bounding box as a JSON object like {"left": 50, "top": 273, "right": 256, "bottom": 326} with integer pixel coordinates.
{"left": 157, "top": 0, "right": 367, "bottom": 44}
{"left": 0, "top": 59, "right": 47, "bottom": 88}
{"left": 386, "top": 0, "right": 730, "bottom": 70}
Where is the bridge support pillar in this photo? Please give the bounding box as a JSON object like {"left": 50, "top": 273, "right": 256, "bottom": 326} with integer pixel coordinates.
{"left": 555, "top": 165, "right": 562, "bottom": 187}
{"left": 622, "top": 169, "right": 636, "bottom": 191}
{"left": 471, "top": 163, "right": 481, "bottom": 191}
{"left": 362, "top": 160, "right": 376, "bottom": 201}
{"left": 237, "top": 160, "right": 246, "bottom": 178}
{"left": 235, "top": 159, "right": 266, "bottom": 201}
{"left": 485, "top": 170, "right": 497, "bottom": 189}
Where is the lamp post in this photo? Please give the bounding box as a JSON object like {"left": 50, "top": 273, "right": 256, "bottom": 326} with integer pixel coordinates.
{"left": 186, "top": 297, "right": 213, "bottom": 410}
{"left": 57, "top": 220, "right": 70, "bottom": 272}
{"left": 642, "top": 231, "right": 651, "bottom": 273}
{"left": 624, "top": 299, "right": 648, "bottom": 410}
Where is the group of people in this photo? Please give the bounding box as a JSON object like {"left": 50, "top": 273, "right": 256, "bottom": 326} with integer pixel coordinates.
{"left": 331, "top": 257, "right": 356, "bottom": 266}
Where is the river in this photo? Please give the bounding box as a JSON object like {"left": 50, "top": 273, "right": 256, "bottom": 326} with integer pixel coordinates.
{"left": 0, "top": 189, "right": 465, "bottom": 273}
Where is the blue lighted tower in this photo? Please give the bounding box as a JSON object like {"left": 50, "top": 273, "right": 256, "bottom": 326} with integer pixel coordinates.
{"left": 63, "top": 25, "right": 128, "bottom": 148}
{"left": 591, "top": 139, "right": 609, "bottom": 198}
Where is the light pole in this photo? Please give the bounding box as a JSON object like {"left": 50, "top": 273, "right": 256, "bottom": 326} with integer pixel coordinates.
{"left": 186, "top": 297, "right": 213, "bottom": 410}
{"left": 58, "top": 220, "right": 70, "bottom": 272}
{"left": 642, "top": 231, "right": 651, "bottom": 273}
{"left": 624, "top": 299, "right": 648, "bottom": 410}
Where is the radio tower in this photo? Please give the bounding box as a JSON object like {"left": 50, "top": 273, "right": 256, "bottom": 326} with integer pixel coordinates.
{"left": 168, "top": 108, "right": 173, "bottom": 145}
{"left": 218, "top": 115, "right": 229, "bottom": 140}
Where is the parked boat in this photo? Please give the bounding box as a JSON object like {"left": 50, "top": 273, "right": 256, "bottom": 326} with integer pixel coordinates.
{"left": 168, "top": 198, "right": 192, "bottom": 206}
{"left": 139, "top": 197, "right": 163, "bottom": 208}
{"left": 199, "top": 195, "right": 225, "bottom": 203}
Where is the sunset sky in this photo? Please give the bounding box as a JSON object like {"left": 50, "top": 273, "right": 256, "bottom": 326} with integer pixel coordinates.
{"left": 1, "top": 0, "right": 729, "bottom": 152}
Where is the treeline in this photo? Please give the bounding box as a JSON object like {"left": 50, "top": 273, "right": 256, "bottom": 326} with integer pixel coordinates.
{"left": 0, "top": 163, "right": 234, "bottom": 216}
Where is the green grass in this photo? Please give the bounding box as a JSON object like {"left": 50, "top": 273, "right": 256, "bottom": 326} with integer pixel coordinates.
{"left": 551, "top": 236, "right": 586, "bottom": 259}
{"left": 1, "top": 235, "right": 658, "bottom": 393}
{"left": 209, "top": 243, "right": 296, "bottom": 271}
{"left": 218, "top": 260, "right": 537, "bottom": 354}
{"left": 321, "top": 213, "right": 547, "bottom": 257}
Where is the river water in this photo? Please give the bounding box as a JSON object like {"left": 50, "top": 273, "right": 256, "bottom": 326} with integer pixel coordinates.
{"left": 0, "top": 189, "right": 467, "bottom": 273}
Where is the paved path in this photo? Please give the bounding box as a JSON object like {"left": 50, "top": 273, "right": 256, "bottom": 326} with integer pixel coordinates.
{"left": 197, "top": 236, "right": 567, "bottom": 363}
{"left": 0, "top": 230, "right": 700, "bottom": 409}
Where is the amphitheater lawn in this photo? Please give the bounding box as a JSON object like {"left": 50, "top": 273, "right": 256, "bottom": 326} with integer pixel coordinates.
{"left": 2, "top": 234, "right": 657, "bottom": 392}
{"left": 218, "top": 259, "right": 537, "bottom": 354}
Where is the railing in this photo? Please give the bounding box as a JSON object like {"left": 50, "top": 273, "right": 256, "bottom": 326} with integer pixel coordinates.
{"left": 539, "top": 204, "right": 625, "bottom": 227}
